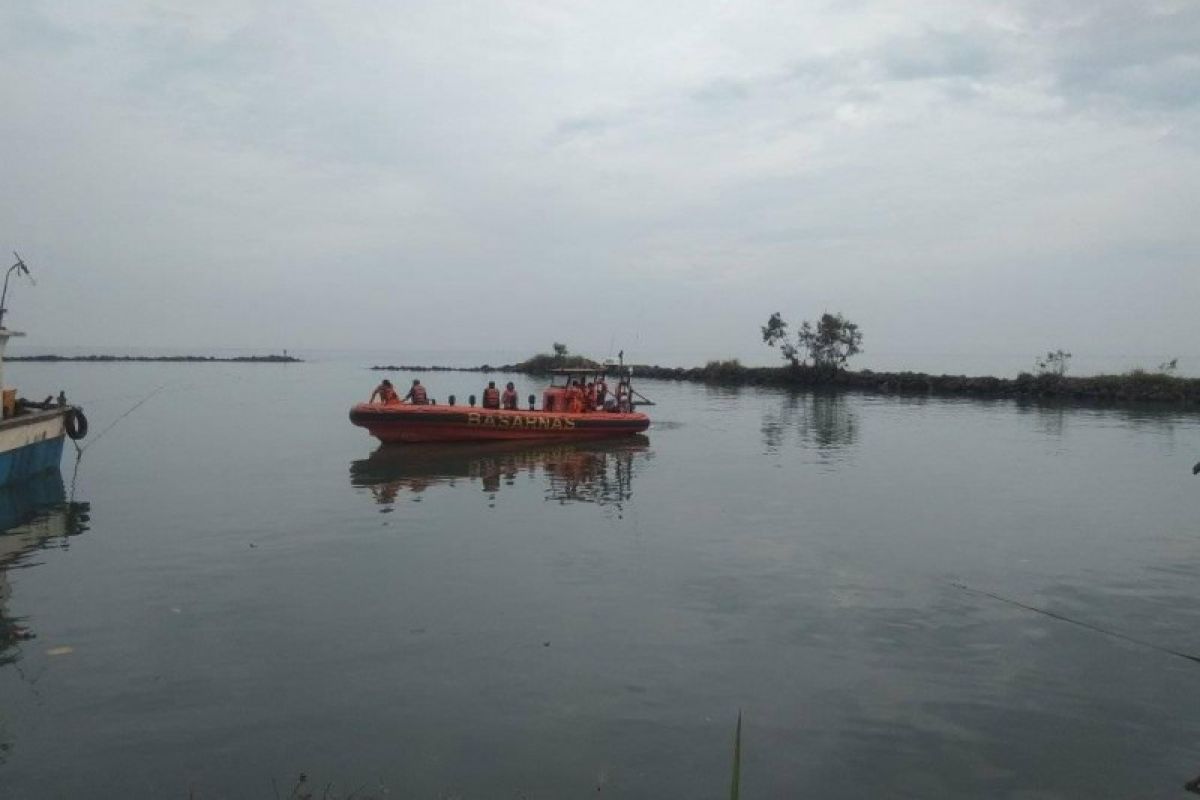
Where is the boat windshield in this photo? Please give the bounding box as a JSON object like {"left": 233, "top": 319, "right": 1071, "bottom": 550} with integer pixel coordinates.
{"left": 548, "top": 368, "right": 613, "bottom": 387}
{"left": 542, "top": 364, "right": 654, "bottom": 408}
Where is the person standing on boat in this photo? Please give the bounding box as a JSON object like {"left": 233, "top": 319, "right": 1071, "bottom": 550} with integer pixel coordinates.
{"left": 595, "top": 377, "right": 609, "bottom": 408}
{"left": 370, "top": 379, "right": 401, "bottom": 405}
{"left": 566, "top": 380, "right": 584, "bottom": 413}
{"left": 404, "top": 379, "right": 428, "bottom": 405}
{"left": 482, "top": 381, "right": 501, "bottom": 409}
{"left": 501, "top": 382, "right": 518, "bottom": 410}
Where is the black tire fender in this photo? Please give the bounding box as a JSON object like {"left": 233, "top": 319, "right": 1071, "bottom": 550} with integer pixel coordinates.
{"left": 65, "top": 407, "right": 88, "bottom": 440}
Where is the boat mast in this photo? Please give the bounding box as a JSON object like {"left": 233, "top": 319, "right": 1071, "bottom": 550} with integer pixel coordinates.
{"left": 0, "top": 252, "right": 31, "bottom": 331}
{"left": 0, "top": 253, "right": 31, "bottom": 394}
{"left": 615, "top": 349, "right": 654, "bottom": 407}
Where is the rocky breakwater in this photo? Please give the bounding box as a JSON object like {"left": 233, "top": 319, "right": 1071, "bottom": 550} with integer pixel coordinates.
{"left": 625, "top": 362, "right": 1200, "bottom": 406}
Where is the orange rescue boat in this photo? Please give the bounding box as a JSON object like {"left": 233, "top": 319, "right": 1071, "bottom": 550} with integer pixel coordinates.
{"left": 350, "top": 365, "right": 652, "bottom": 444}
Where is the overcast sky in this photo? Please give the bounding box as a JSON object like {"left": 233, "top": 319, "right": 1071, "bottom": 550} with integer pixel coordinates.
{"left": 1, "top": 1, "right": 1197, "bottom": 372}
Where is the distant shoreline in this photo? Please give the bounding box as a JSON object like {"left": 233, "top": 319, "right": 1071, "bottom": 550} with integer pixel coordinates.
{"left": 9, "top": 354, "right": 302, "bottom": 363}
{"left": 372, "top": 362, "right": 1200, "bottom": 406}
{"left": 371, "top": 364, "right": 482, "bottom": 372}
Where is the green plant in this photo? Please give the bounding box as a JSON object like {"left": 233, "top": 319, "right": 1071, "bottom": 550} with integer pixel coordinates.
{"left": 1035, "top": 349, "right": 1071, "bottom": 377}
{"left": 1122, "top": 364, "right": 1184, "bottom": 386}
{"left": 763, "top": 311, "right": 863, "bottom": 372}
{"left": 761, "top": 313, "right": 799, "bottom": 367}
{"left": 730, "top": 710, "right": 742, "bottom": 800}
{"left": 704, "top": 358, "right": 744, "bottom": 381}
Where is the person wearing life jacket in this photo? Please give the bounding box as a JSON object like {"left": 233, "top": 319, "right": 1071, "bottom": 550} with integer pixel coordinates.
{"left": 370, "top": 379, "right": 401, "bottom": 405}
{"left": 566, "top": 380, "right": 584, "bottom": 413}
{"left": 482, "top": 381, "right": 501, "bottom": 409}
{"left": 405, "top": 379, "right": 429, "bottom": 405}
{"left": 501, "top": 382, "right": 518, "bottom": 410}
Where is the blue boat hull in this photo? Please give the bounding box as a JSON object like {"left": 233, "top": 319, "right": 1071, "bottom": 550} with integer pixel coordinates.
{"left": 0, "top": 436, "right": 64, "bottom": 486}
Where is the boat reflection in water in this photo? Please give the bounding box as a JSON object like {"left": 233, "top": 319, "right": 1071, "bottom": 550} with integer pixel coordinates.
{"left": 0, "top": 469, "right": 90, "bottom": 669}
{"left": 350, "top": 435, "right": 652, "bottom": 512}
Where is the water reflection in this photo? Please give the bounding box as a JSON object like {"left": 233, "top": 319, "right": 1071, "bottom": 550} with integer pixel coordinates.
{"left": 0, "top": 470, "right": 91, "bottom": 669}
{"left": 1015, "top": 399, "right": 1194, "bottom": 440}
{"left": 761, "top": 392, "right": 859, "bottom": 457}
{"left": 1031, "top": 404, "right": 1067, "bottom": 439}
{"left": 350, "top": 436, "right": 652, "bottom": 512}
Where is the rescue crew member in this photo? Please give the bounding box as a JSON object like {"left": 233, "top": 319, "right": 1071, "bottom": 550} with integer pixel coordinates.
{"left": 595, "top": 377, "right": 608, "bottom": 407}
{"left": 482, "top": 381, "right": 501, "bottom": 409}
{"left": 501, "top": 382, "right": 518, "bottom": 410}
{"left": 583, "top": 382, "right": 597, "bottom": 413}
{"left": 566, "top": 380, "right": 584, "bottom": 413}
{"left": 369, "top": 378, "right": 400, "bottom": 405}
{"left": 405, "top": 379, "right": 429, "bottom": 405}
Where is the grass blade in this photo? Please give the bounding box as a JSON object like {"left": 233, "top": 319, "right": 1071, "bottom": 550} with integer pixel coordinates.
{"left": 730, "top": 710, "right": 742, "bottom": 800}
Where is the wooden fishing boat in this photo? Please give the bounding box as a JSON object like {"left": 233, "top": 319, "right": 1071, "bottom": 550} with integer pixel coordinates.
{"left": 350, "top": 364, "right": 652, "bottom": 444}
{"left": 0, "top": 254, "right": 87, "bottom": 485}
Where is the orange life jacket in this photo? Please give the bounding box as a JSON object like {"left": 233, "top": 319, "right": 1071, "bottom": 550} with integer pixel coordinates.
{"left": 501, "top": 389, "right": 518, "bottom": 409}
{"left": 409, "top": 384, "right": 428, "bottom": 404}
{"left": 566, "top": 386, "right": 583, "bottom": 413}
{"left": 482, "top": 387, "right": 500, "bottom": 409}
{"left": 379, "top": 385, "right": 400, "bottom": 404}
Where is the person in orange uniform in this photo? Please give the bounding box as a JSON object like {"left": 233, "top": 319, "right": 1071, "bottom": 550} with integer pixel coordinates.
{"left": 405, "top": 379, "right": 428, "bottom": 405}
{"left": 501, "top": 382, "right": 518, "bottom": 410}
{"left": 482, "top": 381, "right": 501, "bottom": 409}
{"left": 566, "top": 380, "right": 584, "bottom": 413}
{"left": 369, "top": 379, "right": 401, "bottom": 405}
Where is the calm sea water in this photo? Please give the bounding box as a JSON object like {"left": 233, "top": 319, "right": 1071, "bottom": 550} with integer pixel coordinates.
{"left": 1, "top": 359, "right": 1199, "bottom": 798}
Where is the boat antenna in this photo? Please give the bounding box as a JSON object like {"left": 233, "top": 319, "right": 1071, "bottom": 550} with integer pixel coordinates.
{"left": 0, "top": 252, "right": 34, "bottom": 330}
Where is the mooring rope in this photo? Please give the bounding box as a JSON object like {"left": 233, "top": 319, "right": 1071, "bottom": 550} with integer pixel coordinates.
{"left": 72, "top": 382, "right": 168, "bottom": 459}
{"left": 952, "top": 581, "right": 1200, "bottom": 666}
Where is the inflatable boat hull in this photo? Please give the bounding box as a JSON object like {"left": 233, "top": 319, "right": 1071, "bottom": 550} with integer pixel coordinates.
{"left": 349, "top": 403, "right": 650, "bottom": 444}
